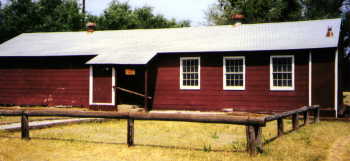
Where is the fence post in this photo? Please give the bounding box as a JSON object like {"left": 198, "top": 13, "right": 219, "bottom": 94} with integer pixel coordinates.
{"left": 246, "top": 125, "right": 263, "bottom": 155}
{"left": 303, "top": 111, "right": 309, "bottom": 125}
{"left": 314, "top": 107, "right": 320, "bottom": 123}
{"left": 277, "top": 118, "right": 284, "bottom": 137}
{"left": 127, "top": 118, "right": 134, "bottom": 146}
{"left": 21, "top": 113, "right": 30, "bottom": 140}
{"left": 292, "top": 113, "right": 299, "bottom": 130}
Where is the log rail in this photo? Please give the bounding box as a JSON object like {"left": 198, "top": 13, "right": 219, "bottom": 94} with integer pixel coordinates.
{"left": 0, "top": 105, "right": 320, "bottom": 156}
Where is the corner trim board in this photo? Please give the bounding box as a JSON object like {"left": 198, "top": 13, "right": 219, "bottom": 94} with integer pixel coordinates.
{"left": 335, "top": 50, "right": 338, "bottom": 118}
{"left": 309, "top": 51, "right": 312, "bottom": 106}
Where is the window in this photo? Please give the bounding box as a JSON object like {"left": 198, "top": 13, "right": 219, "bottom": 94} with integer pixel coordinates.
{"left": 270, "top": 55, "right": 294, "bottom": 90}
{"left": 180, "top": 57, "right": 200, "bottom": 89}
{"left": 223, "top": 56, "right": 245, "bottom": 90}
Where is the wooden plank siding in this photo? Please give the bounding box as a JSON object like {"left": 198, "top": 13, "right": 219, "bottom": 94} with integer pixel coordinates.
{"left": 311, "top": 48, "right": 336, "bottom": 108}
{"left": 0, "top": 49, "right": 336, "bottom": 113}
{"left": 0, "top": 56, "right": 93, "bottom": 107}
{"left": 92, "top": 66, "right": 113, "bottom": 103}
{"left": 151, "top": 51, "right": 311, "bottom": 112}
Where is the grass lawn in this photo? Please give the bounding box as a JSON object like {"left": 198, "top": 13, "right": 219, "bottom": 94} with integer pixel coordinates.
{"left": 0, "top": 119, "right": 349, "bottom": 161}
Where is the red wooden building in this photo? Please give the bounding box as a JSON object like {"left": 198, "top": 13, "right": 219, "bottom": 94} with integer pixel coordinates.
{"left": 0, "top": 19, "right": 344, "bottom": 117}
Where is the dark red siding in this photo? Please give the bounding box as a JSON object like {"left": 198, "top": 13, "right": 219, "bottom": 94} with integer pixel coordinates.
{"left": 312, "top": 49, "right": 335, "bottom": 108}
{"left": 152, "top": 51, "right": 310, "bottom": 112}
{"left": 0, "top": 56, "right": 92, "bottom": 107}
{"left": 92, "top": 66, "right": 113, "bottom": 103}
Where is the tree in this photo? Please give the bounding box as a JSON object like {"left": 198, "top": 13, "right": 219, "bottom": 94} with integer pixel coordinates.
{"left": 0, "top": 0, "right": 190, "bottom": 44}
{"left": 99, "top": 1, "right": 137, "bottom": 29}
{"left": 0, "top": 0, "right": 39, "bottom": 43}
{"left": 302, "top": 0, "right": 342, "bottom": 19}
{"left": 206, "top": 0, "right": 303, "bottom": 25}
{"left": 36, "top": 0, "right": 84, "bottom": 31}
{"left": 98, "top": 1, "right": 190, "bottom": 30}
{"left": 205, "top": 0, "right": 340, "bottom": 25}
{"left": 0, "top": 0, "right": 83, "bottom": 43}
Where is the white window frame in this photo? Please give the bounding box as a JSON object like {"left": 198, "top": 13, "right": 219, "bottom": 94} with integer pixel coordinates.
{"left": 223, "top": 56, "right": 246, "bottom": 90}
{"left": 180, "top": 57, "right": 200, "bottom": 90}
{"left": 270, "top": 55, "right": 295, "bottom": 91}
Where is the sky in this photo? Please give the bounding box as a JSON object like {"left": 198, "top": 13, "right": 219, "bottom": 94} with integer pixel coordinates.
{"left": 85, "top": 0, "right": 217, "bottom": 26}
{"left": 0, "top": 0, "right": 217, "bottom": 26}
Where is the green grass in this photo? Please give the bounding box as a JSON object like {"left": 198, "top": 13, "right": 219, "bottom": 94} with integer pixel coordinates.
{"left": 0, "top": 119, "right": 349, "bottom": 161}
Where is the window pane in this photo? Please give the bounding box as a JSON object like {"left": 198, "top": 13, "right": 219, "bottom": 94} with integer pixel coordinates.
{"left": 181, "top": 58, "right": 199, "bottom": 88}
{"left": 277, "top": 80, "right": 282, "bottom": 86}
{"left": 272, "top": 57, "right": 293, "bottom": 88}
{"left": 224, "top": 58, "right": 244, "bottom": 88}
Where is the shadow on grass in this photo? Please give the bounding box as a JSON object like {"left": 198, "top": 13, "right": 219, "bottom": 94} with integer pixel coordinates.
{"left": 263, "top": 129, "right": 294, "bottom": 145}
{"left": 0, "top": 135, "right": 245, "bottom": 153}
{"left": 135, "top": 144, "right": 245, "bottom": 153}
{"left": 263, "top": 123, "right": 309, "bottom": 145}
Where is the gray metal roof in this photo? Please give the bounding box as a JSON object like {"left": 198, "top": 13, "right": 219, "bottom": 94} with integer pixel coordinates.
{"left": 0, "top": 18, "right": 341, "bottom": 65}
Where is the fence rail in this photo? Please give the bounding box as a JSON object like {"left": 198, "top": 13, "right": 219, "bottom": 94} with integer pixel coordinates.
{"left": 0, "top": 105, "right": 320, "bottom": 156}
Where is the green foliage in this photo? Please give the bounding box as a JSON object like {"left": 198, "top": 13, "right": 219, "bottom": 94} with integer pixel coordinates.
{"left": 0, "top": 0, "right": 190, "bottom": 43}
{"left": 0, "top": 0, "right": 84, "bottom": 43}
{"left": 206, "top": 0, "right": 341, "bottom": 25}
{"left": 230, "top": 141, "right": 245, "bottom": 151}
{"left": 202, "top": 144, "right": 212, "bottom": 152}
{"left": 0, "top": 0, "right": 38, "bottom": 42}
{"left": 36, "top": 0, "right": 84, "bottom": 31}
{"left": 97, "top": 1, "right": 190, "bottom": 30}
{"left": 302, "top": 0, "right": 342, "bottom": 19}
{"left": 211, "top": 131, "right": 219, "bottom": 139}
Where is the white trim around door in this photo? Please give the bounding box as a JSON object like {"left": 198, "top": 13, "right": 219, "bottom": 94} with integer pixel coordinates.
{"left": 335, "top": 50, "right": 338, "bottom": 118}
{"left": 309, "top": 51, "right": 312, "bottom": 106}
{"left": 89, "top": 65, "right": 116, "bottom": 106}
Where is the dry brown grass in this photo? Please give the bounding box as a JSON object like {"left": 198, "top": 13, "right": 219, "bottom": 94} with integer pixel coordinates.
{"left": 0, "top": 119, "right": 349, "bottom": 161}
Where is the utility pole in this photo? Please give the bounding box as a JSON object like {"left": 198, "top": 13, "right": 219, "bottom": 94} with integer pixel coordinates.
{"left": 82, "top": 0, "right": 86, "bottom": 14}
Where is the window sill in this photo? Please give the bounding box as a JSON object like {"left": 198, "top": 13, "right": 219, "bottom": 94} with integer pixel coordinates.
{"left": 223, "top": 87, "right": 245, "bottom": 90}
{"left": 180, "top": 87, "right": 200, "bottom": 90}
{"left": 270, "top": 87, "right": 295, "bottom": 91}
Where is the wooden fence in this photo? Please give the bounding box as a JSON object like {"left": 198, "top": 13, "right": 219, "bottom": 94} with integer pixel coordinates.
{"left": 0, "top": 105, "right": 320, "bottom": 156}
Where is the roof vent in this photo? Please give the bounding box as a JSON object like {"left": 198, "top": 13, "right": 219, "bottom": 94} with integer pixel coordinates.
{"left": 86, "top": 22, "right": 96, "bottom": 33}
{"left": 326, "top": 26, "right": 334, "bottom": 38}
{"left": 231, "top": 14, "right": 245, "bottom": 27}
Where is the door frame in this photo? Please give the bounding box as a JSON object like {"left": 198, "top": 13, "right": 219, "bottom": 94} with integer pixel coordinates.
{"left": 89, "top": 65, "right": 116, "bottom": 105}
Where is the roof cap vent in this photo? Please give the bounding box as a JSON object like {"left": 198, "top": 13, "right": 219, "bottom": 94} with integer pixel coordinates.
{"left": 231, "top": 14, "right": 245, "bottom": 27}
{"left": 86, "top": 22, "right": 96, "bottom": 33}
{"left": 326, "top": 26, "right": 334, "bottom": 38}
